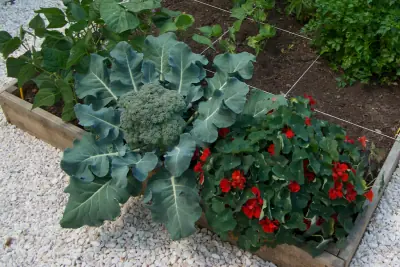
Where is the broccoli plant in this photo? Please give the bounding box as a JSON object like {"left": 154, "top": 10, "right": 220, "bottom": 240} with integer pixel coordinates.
{"left": 59, "top": 32, "right": 287, "bottom": 240}
{"left": 118, "top": 84, "right": 187, "bottom": 151}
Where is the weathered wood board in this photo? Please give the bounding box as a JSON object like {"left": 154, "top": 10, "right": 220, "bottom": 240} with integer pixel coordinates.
{"left": 0, "top": 85, "right": 85, "bottom": 149}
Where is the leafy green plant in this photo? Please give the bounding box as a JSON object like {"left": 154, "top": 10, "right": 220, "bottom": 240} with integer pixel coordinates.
{"left": 59, "top": 32, "right": 260, "bottom": 240}
{"left": 285, "top": 0, "right": 315, "bottom": 22}
{"left": 192, "top": 0, "right": 276, "bottom": 54}
{"left": 0, "top": 0, "right": 194, "bottom": 121}
{"left": 196, "top": 95, "right": 375, "bottom": 256}
{"left": 303, "top": 0, "right": 400, "bottom": 86}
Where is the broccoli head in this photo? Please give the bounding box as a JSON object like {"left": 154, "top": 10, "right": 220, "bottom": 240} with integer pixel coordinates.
{"left": 118, "top": 84, "right": 186, "bottom": 151}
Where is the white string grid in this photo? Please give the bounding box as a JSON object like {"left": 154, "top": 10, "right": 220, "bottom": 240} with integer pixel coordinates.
{"left": 193, "top": 0, "right": 399, "bottom": 142}
{"left": 191, "top": 0, "right": 312, "bottom": 41}
{"left": 200, "top": 28, "right": 231, "bottom": 55}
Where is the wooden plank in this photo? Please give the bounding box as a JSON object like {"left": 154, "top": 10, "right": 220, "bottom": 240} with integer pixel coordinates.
{"left": 338, "top": 137, "right": 400, "bottom": 266}
{"left": 196, "top": 215, "right": 345, "bottom": 267}
{"left": 0, "top": 85, "right": 85, "bottom": 149}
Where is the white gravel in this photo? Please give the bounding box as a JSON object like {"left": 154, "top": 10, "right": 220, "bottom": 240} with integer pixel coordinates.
{"left": 1, "top": 1, "right": 400, "bottom": 267}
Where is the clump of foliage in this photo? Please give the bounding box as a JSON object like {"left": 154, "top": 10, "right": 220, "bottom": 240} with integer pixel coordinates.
{"left": 192, "top": 0, "right": 276, "bottom": 54}
{"left": 196, "top": 94, "right": 375, "bottom": 256}
{"left": 303, "top": 0, "right": 400, "bottom": 86}
{"left": 118, "top": 84, "right": 187, "bottom": 151}
{"left": 0, "top": 0, "right": 194, "bottom": 120}
{"left": 59, "top": 32, "right": 261, "bottom": 239}
{"left": 285, "top": 0, "right": 315, "bottom": 22}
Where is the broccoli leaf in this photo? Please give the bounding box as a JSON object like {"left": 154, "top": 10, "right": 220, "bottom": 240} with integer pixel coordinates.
{"left": 164, "top": 133, "right": 196, "bottom": 177}
{"left": 165, "top": 42, "right": 207, "bottom": 97}
{"left": 213, "top": 52, "right": 256, "bottom": 80}
{"left": 243, "top": 89, "right": 287, "bottom": 118}
{"left": 75, "top": 54, "right": 131, "bottom": 107}
{"left": 110, "top": 41, "right": 143, "bottom": 92}
{"left": 207, "top": 71, "right": 249, "bottom": 114}
{"left": 60, "top": 176, "right": 130, "bottom": 228}
{"left": 61, "top": 134, "right": 126, "bottom": 182}
{"left": 111, "top": 151, "right": 157, "bottom": 186}
{"left": 192, "top": 95, "right": 236, "bottom": 143}
{"left": 145, "top": 168, "right": 202, "bottom": 240}
{"left": 74, "top": 104, "right": 121, "bottom": 141}
{"left": 143, "top": 33, "right": 179, "bottom": 81}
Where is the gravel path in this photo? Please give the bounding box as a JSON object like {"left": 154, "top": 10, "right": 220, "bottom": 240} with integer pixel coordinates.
{"left": 1, "top": 1, "right": 400, "bottom": 267}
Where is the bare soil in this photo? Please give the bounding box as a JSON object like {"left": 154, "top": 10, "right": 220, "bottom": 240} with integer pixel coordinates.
{"left": 164, "top": 0, "right": 400, "bottom": 155}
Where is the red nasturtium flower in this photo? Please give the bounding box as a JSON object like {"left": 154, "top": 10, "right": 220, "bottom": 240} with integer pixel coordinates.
{"left": 242, "top": 199, "right": 262, "bottom": 219}
{"left": 194, "top": 161, "right": 203, "bottom": 173}
{"left": 200, "top": 148, "right": 211, "bottom": 162}
{"left": 328, "top": 187, "right": 343, "bottom": 200}
{"left": 259, "top": 218, "right": 280, "bottom": 233}
{"left": 267, "top": 144, "right": 275, "bottom": 156}
{"left": 242, "top": 187, "right": 263, "bottom": 219}
{"left": 345, "top": 183, "right": 357, "bottom": 202}
{"left": 305, "top": 117, "right": 311, "bottom": 126}
{"left": 358, "top": 136, "right": 367, "bottom": 149}
{"left": 316, "top": 217, "right": 325, "bottom": 226}
{"left": 288, "top": 181, "right": 300, "bottom": 193}
{"left": 364, "top": 189, "right": 374, "bottom": 202}
{"left": 231, "top": 170, "right": 246, "bottom": 189}
{"left": 304, "top": 94, "right": 316, "bottom": 106}
{"left": 344, "top": 135, "right": 355, "bottom": 144}
{"left": 283, "top": 127, "right": 295, "bottom": 139}
{"left": 220, "top": 178, "right": 231, "bottom": 193}
{"left": 218, "top": 128, "right": 230, "bottom": 138}
{"left": 192, "top": 148, "right": 200, "bottom": 161}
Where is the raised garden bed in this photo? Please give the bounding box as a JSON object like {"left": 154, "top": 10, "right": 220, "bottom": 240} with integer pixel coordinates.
{"left": 0, "top": 82, "right": 84, "bottom": 149}
{"left": 1, "top": 81, "right": 399, "bottom": 267}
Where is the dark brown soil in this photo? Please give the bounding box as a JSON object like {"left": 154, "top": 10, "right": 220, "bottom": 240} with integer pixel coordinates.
{"left": 22, "top": 82, "right": 64, "bottom": 118}
{"left": 164, "top": 0, "right": 400, "bottom": 155}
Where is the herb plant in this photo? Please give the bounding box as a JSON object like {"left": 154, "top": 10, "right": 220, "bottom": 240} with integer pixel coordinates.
{"left": 303, "top": 0, "right": 400, "bottom": 85}
{"left": 197, "top": 95, "right": 374, "bottom": 256}
{"left": 0, "top": 0, "right": 194, "bottom": 121}
{"left": 285, "top": 0, "right": 315, "bottom": 22}
{"left": 192, "top": 0, "right": 276, "bottom": 54}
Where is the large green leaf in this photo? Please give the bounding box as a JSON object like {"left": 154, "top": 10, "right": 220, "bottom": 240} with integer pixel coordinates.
{"left": 0, "top": 32, "right": 21, "bottom": 58}
{"left": 100, "top": 0, "right": 139, "bottom": 33}
{"left": 110, "top": 41, "right": 143, "bottom": 92}
{"left": 17, "top": 64, "right": 37, "bottom": 88}
{"left": 42, "top": 47, "right": 69, "bottom": 72}
{"left": 60, "top": 177, "right": 130, "bottom": 228}
{"left": 6, "top": 55, "right": 28, "bottom": 78}
{"left": 192, "top": 95, "right": 236, "bottom": 143}
{"left": 35, "top": 8, "right": 67, "bottom": 28}
{"left": 121, "top": 0, "right": 161, "bottom": 12}
{"left": 32, "top": 88, "right": 60, "bottom": 108}
{"left": 145, "top": 168, "right": 202, "bottom": 240}
{"left": 111, "top": 151, "right": 157, "bottom": 187}
{"left": 75, "top": 54, "right": 130, "bottom": 107}
{"left": 74, "top": 104, "right": 121, "bottom": 140}
{"left": 29, "top": 15, "right": 45, "bottom": 30}
{"left": 213, "top": 52, "right": 256, "bottom": 80}
{"left": 61, "top": 134, "right": 127, "bottom": 182}
{"left": 206, "top": 209, "right": 237, "bottom": 236}
{"left": 207, "top": 71, "right": 249, "bottom": 114}
{"left": 164, "top": 133, "right": 196, "bottom": 177}
{"left": 66, "top": 40, "right": 87, "bottom": 68}
{"left": 143, "top": 33, "right": 179, "bottom": 81}
{"left": 165, "top": 42, "right": 207, "bottom": 96}
{"left": 243, "top": 89, "right": 287, "bottom": 118}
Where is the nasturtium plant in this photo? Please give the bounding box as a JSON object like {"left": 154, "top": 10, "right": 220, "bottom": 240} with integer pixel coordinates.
{"left": 0, "top": 0, "right": 194, "bottom": 121}
{"left": 303, "top": 0, "right": 400, "bottom": 86}
{"left": 59, "top": 32, "right": 260, "bottom": 240}
{"left": 195, "top": 95, "right": 375, "bottom": 256}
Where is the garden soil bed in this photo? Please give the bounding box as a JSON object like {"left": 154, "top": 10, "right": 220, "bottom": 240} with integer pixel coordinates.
{"left": 164, "top": 0, "right": 400, "bottom": 157}
{"left": 1, "top": 80, "right": 400, "bottom": 267}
